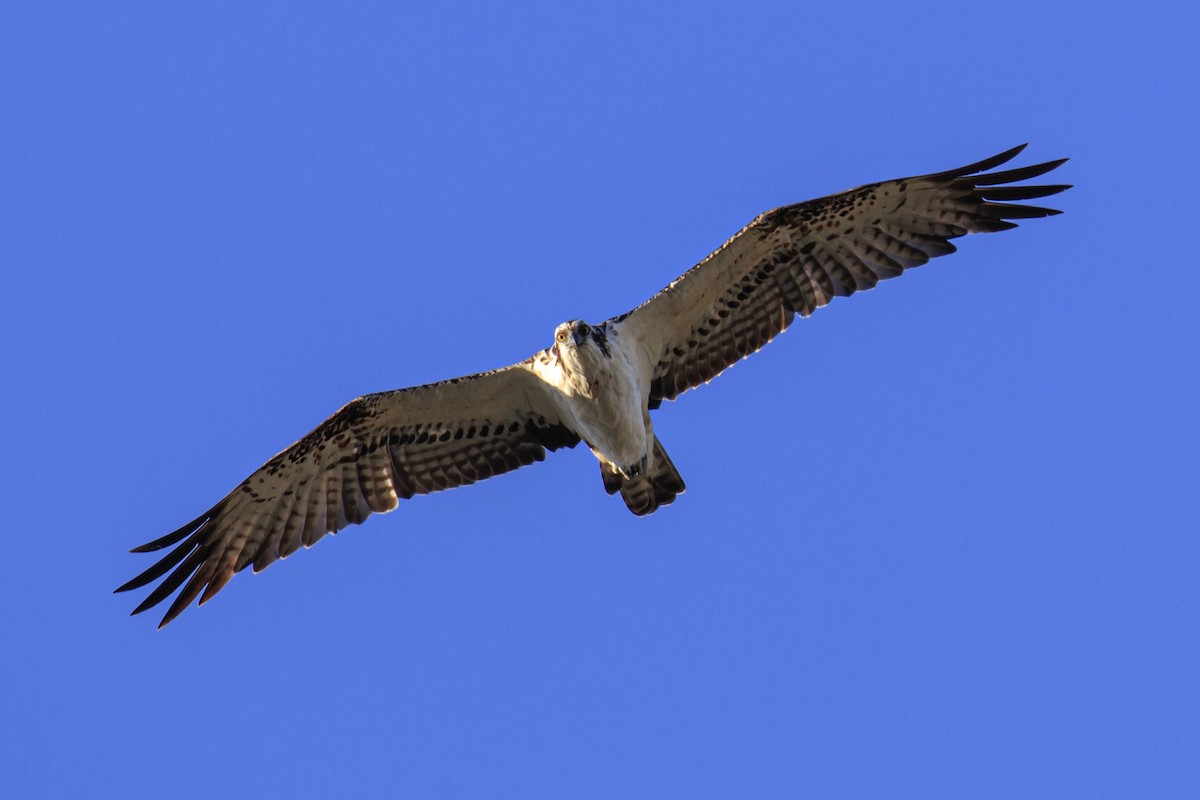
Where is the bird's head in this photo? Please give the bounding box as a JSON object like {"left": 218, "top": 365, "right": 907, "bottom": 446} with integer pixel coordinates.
{"left": 553, "top": 319, "right": 610, "bottom": 364}
{"left": 555, "top": 319, "right": 593, "bottom": 348}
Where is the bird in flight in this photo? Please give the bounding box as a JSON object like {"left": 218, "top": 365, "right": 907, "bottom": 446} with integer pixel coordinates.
{"left": 118, "top": 144, "right": 1069, "bottom": 627}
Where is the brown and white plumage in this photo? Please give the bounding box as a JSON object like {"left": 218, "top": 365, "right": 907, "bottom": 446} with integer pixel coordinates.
{"left": 118, "top": 144, "right": 1068, "bottom": 627}
{"left": 117, "top": 366, "right": 580, "bottom": 627}
{"left": 617, "top": 144, "right": 1069, "bottom": 405}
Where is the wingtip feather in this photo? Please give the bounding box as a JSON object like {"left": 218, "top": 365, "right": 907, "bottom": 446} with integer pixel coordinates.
{"left": 971, "top": 158, "right": 1069, "bottom": 186}
{"left": 129, "top": 507, "right": 219, "bottom": 552}
{"left": 934, "top": 144, "right": 1028, "bottom": 179}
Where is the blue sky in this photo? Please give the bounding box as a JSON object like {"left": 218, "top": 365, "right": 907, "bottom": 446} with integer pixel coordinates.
{"left": 2, "top": 2, "right": 1196, "bottom": 797}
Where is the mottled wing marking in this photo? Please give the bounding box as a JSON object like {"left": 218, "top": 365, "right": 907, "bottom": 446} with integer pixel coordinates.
{"left": 116, "top": 362, "right": 579, "bottom": 628}
{"left": 614, "top": 144, "right": 1069, "bottom": 405}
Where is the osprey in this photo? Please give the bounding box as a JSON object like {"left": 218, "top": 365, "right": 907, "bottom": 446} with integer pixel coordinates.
{"left": 118, "top": 144, "right": 1069, "bottom": 627}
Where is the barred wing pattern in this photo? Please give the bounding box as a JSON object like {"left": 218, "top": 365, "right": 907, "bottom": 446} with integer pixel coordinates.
{"left": 117, "top": 363, "right": 579, "bottom": 628}
{"left": 615, "top": 144, "right": 1069, "bottom": 405}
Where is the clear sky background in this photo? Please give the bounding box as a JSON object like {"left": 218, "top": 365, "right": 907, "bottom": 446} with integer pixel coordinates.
{"left": 2, "top": 2, "right": 1196, "bottom": 797}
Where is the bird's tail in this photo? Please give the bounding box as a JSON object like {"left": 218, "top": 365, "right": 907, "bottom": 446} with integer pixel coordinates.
{"left": 600, "top": 435, "right": 686, "bottom": 516}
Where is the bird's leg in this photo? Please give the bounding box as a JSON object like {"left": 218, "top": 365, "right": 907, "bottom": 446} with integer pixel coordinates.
{"left": 621, "top": 455, "right": 648, "bottom": 480}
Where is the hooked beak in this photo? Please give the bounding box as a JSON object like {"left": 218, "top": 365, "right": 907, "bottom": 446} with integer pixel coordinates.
{"left": 572, "top": 327, "right": 589, "bottom": 346}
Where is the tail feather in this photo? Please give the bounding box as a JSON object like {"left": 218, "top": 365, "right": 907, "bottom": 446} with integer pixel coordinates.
{"left": 600, "top": 436, "right": 686, "bottom": 516}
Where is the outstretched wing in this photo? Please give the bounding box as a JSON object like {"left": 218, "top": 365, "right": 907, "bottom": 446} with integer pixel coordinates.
{"left": 614, "top": 144, "right": 1069, "bottom": 406}
{"left": 117, "top": 360, "right": 579, "bottom": 628}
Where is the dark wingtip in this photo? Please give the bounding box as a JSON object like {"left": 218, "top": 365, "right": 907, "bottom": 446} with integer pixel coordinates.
{"left": 130, "top": 595, "right": 158, "bottom": 616}
{"left": 974, "top": 158, "right": 1069, "bottom": 186}
{"left": 982, "top": 143, "right": 1030, "bottom": 167}
{"left": 993, "top": 143, "right": 1029, "bottom": 163}
{"left": 129, "top": 511, "right": 212, "bottom": 553}
{"left": 930, "top": 145, "right": 1071, "bottom": 187}
{"left": 978, "top": 183, "right": 1072, "bottom": 201}
{"left": 122, "top": 545, "right": 209, "bottom": 624}
{"left": 934, "top": 144, "right": 1028, "bottom": 179}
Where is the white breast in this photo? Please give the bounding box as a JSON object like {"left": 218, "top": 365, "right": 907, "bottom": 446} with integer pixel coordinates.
{"left": 530, "top": 328, "right": 650, "bottom": 471}
{"left": 573, "top": 340, "right": 648, "bottom": 469}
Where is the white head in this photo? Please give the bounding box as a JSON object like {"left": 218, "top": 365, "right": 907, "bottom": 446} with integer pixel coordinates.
{"left": 552, "top": 320, "right": 610, "bottom": 395}
{"left": 554, "top": 319, "right": 610, "bottom": 354}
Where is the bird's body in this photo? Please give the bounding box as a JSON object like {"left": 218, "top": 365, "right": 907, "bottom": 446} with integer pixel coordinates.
{"left": 535, "top": 321, "right": 653, "bottom": 477}
{"left": 119, "top": 144, "right": 1070, "bottom": 627}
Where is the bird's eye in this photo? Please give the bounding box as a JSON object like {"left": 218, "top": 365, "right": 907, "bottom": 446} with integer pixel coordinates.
{"left": 556, "top": 330, "right": 567, "bottom": 342}
{"left": 577, "top": 323, "right": 590, "bottom": 335}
